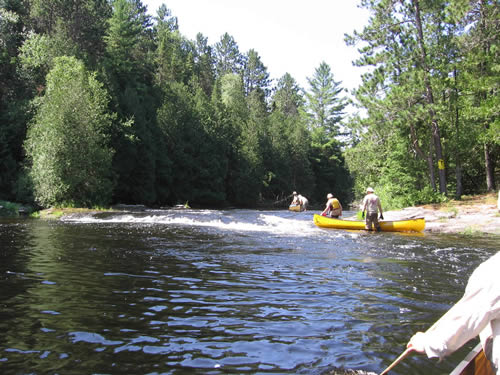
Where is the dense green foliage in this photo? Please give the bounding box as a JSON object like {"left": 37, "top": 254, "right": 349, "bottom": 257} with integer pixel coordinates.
{"left": 305, "top": 62, "right": 352, "bottom": 204}
{"left": 345, "top": 0, "right": 499, "bottom": 208}
{"left": 0, "top": 0, "right": 498, "bottom": 210}
{"left": 25, "top": 56, "right": 114, "bottom": 207}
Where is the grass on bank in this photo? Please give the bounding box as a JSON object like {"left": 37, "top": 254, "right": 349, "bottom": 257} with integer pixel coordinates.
{"left": 460, "top": 226, "right": 483, "bottom": 237}
{"left": 34, "top": 206, "right": 113, "bottom": 219}
{"left": 0, "top": 200, "right": 21, "bottom": 216}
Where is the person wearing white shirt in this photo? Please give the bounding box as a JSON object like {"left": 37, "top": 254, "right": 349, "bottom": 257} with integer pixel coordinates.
{"left": 407, "top": 251, "right": 500, "bottom": 374}
{"left": 361, "top": 187, "right": 383, "bottom": 231}
{"left": 297, "top": 194, "right": 308, "bottom": 211}
{"left": 290, "top": 191, "right": 308, "bottom": 211}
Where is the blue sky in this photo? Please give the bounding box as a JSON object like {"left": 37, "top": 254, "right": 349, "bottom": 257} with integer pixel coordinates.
{"left": 143, "top": 0, "right": 370, "bottom": 94}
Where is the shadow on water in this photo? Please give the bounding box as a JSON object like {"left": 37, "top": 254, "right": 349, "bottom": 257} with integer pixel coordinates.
{"left": 0, "top": 210, "right": 498, "bottom": 374}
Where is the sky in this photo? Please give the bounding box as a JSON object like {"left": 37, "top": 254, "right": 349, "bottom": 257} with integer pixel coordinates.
{"left": 142, "top": 0, "right": 371, "bottom": 94}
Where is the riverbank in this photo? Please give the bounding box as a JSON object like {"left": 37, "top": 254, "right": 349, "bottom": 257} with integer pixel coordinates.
{"left": 4, "top": 193, "right": 499, "bottom": 236}
{"left": 381, "top": 193, "right": 500, "bottom": 235}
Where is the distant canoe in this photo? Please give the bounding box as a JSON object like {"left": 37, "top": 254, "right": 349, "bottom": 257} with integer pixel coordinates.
{"left": 289, "top": 204, "right": 303, "bottom": 212}
{"left": 449, "top": 343, "right": 495, "bottom": 375}
{"left": 313, "top": 214, "right": 425, "bottom": 232}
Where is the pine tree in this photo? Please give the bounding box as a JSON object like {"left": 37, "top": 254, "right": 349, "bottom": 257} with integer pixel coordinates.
{"left": 215, "top": 33, "right": 243, "bottom": 77}
{"left": 305, "top": 62, "right": 351, "bottom": 204}
{"left": 104, "top": 0, "right": 159, "bottom": 204}
{"left": 268, "top": 74, "right": 313, "bottom": 200}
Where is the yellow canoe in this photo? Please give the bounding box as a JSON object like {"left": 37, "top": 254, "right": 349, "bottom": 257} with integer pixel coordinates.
{"left": 313, "top": 214, "right": 425, "bottom": 232}
{"left": 449, "top": 343, "right": 494, "bottom": 375}
{"left": 289, "top": 204, "right": 303, "bottom": 212}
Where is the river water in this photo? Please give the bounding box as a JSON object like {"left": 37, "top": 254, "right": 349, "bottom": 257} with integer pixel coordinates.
{"left": 0, "top": 208, "right": 498, "bottom": 375}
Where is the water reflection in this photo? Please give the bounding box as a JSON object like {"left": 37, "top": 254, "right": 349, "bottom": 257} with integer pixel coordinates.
{"left": 0, "top": 211, "right": 498, "bottom": 374}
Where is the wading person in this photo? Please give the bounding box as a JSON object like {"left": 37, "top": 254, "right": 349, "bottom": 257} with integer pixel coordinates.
{"left": 407, "top": 251, "right": 500, "bottom": 374}
{"left": 297, "top": 193, "right": 308, "bottom": 211}
{"left": 290, "top": 192, "right": 308, "bottom": 211}
{"left": 321, "top": 193, "right": 342, "bottom": 218}
{"left": 361, "top": 187, "right": 383, "bottom": 231}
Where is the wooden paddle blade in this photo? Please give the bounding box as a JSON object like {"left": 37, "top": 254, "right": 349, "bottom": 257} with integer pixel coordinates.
{"left": 379, "top": 347, "right": 413, "bottom": 375}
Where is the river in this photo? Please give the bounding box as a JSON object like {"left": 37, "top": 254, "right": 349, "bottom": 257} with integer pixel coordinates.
{"left": 0, "top": 208, "right": 498, "bottom": 374}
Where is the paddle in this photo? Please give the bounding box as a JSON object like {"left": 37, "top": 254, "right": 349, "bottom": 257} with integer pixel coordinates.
{"left": 379, "top": 347, "right": 413, "bottom": 375}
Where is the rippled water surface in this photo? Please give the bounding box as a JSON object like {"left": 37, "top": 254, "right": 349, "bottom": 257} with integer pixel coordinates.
{"left": 0, "top": 208, "right": 498, "bottom": 374}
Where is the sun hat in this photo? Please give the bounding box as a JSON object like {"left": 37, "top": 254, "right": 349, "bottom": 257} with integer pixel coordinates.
{"left": 327, "top": 193, "right": 333, "bottom": 199}
{"left": 293, "top": 191, "right": 297, "bottom": 195}
{"left": 366, "top": 187, "right": 374, "bottom": 193}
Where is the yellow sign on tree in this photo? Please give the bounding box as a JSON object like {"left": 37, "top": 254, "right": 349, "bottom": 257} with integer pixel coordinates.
{"left": 438, "top": 159, "right": 445, "bottom": 170}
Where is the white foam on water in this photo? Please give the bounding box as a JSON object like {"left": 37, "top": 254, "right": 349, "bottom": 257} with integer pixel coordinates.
{"left": 61, "top": 210, "right": 324, "bottom": 237}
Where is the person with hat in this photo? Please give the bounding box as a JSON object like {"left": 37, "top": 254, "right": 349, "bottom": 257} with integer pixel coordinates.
{"left": 290, "top": 191, "right": 308, "bottom": 211}
{"left": 361, "top": 187, "right": 383, "bottom": 231}
{"left": 321, "top": 193, "right": 342, "bottom": 218}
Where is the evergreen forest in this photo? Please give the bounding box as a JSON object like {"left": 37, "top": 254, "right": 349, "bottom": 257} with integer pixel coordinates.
{"left": 0, "top": 0, "right": 498, "bottom": 210}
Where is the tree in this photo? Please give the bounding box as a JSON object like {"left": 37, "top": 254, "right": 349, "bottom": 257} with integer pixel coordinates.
{"left": 243, "top": 49, "right": 271, "bottom": 100}
{"left": 457, "top": 0, "right": 499, "bottom": 192}
{"left": 305, "top": 61, "right": 347, "bottom": 135}
{"left": 241, "top": 49, "right": 272, "bottom": 201}
{"left": 271, "top": 73, "right": 303, "bottom": 116}
{"left": 215, "top": 33, "right": 243, "bottom": 77}
{"left": 28, "top": 0, "right": 111, "bottom": 68}
{"left": 157, "top": 82, "right": 226, "bottom": 206}
{"left": 411, "top": 0, "right": 447, "bottom": 195}
{"left": 218, "top": 72, "right": 262, "bottom": 205}
{"left": 305, "top": 62, "right": 351, "bottom": 204}
{"left": 103, "top": 0, "right": 161, "bottom": 204}
{"left": 24, "top": 56, "right": 114, "bottom": 207}
{"left": 345, "top": 0, "right": 451, "bottom": 200}
{"left": 267, "top": 74, "right": 313, "bottom": 200}
{"left": 0, "top": 1, "right": 31, "bottom": 200}
{"left": 104, "top": 0, "right": 145, "bottom": 80}
{"left": 153, "top": 4, "right": 193, "bottom": 85}
{"left": 192, "top": 32, "right": 215, "bottom": 96}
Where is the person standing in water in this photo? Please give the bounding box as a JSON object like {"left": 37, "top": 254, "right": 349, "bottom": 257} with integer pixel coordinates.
{"left": 361, "top": 187, "right": 383, "bottom": 231}
{"left": 297, "top": 193, "right": 308, "bottom": 211}
{"left": 290, "top": 191, "right": 308, "bottom": 211}
{"left": 321, "top": 193, "right": 342, "bottom": 218}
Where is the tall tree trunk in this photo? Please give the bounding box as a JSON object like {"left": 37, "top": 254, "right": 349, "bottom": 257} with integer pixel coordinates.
{"left": 484, "top": 143, "right": 496, "bottom": 191}
{"left": 453, "top": 68, "right": 463, "bottom": 199}
{"left": 412, "top": 0, "right": 447, "bottom": 195}
{"left": 409, "top": 122, "right": 436, "bottom": 190}
{"left": 455, "top": 163, "right": 463, "bottom": 198}
{"left": 428, "top": 143, "right": 436, "bottom": 192}
{"left": 479, "top": 0, "right": 496, "bottom": 192}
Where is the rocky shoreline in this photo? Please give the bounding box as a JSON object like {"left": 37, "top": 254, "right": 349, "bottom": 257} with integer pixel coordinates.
{"left": 383, "top": 201, "right": 500, "bottom": 235}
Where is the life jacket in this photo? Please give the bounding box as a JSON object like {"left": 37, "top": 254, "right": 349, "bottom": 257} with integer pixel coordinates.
{"left": 330, "top": 198, "right": 340, "bottom": 209}
{"left": 329, "top": 198, "right": 341, "bottom": 216}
